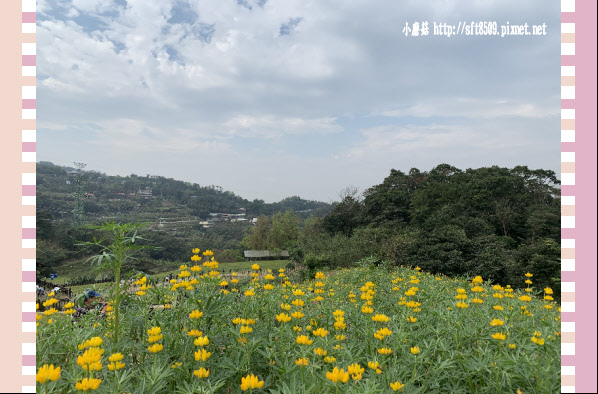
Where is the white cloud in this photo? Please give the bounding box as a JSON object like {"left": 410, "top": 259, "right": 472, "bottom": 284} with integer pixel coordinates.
{"left": 378, "top": 97, "right": 560, "bottom": 119}
{"left": 223, "top": 115, "right": 341, "bottom": 138}
{"left": 35, "top": 0, "right": 561, "bottom": 201}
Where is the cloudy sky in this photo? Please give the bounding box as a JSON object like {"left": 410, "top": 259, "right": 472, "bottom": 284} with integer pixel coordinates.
{"left": 37, "top": 0, "right": 560, "bottom": 203}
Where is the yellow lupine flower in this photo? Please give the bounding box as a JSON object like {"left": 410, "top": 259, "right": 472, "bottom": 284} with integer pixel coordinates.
{"left": 36, "top": 364, "right": 61, "bottom": 384}
{"left": 187, "top": 329, "right": 203, "bottom": 337}
{"left": 312, "top": 327, "right": 329, "bottom": 337}
{"left": 148, "top": 334, "right": 163, "bottom": 343}
{"left": 240, "top": 326, "right": 253, "bottom": 334}
{"left": 194, "top": 336, "right": 209, "bottom": 347}
{"left": 108, "top": 353, "right": 124, "bottom": 362}
{"left": 108, "top": 361, "right": 125, "bottom": 371}
{"left": 371, "top": 314, "right": 389, "bottom": 323}
{"left": 347, "top": 363, "right": 364, "bottom": 377}
{"left": 291, "top": 299, "right": 304, "bottom": 307}
{"left": 368, "top": 361, "right": 382, "bottom": 373}
{"left": 295, "top": 358, "right": 309, "bottom": 366}
{"left": 276, "top": 313, "right": 292, "bottom": 323}
{"left": 378, "top": 347, "right": 392, "bottom": 355}
{"left": 361, "top": 305, "right": 374, "bottom": 314}
{"left": 326, "top": 367, "right": 349, "bottom": 383}
{"left": 75, "top": 378, "right": 101, "bottom": 391}
{"left": 147, "top": 344, "right": 163, "bottom": 353}
{"left": 390, "top": 381, "right": 405, "bottom": 391}
{"left": 194, "top": 367, "right": 210, "bottom": 379}
{"left": 194, "top": 349, "right": 212, "bottom": 362}
{"left": 314, "top": 348, "right": 327, "bottom": 356}
{"left": 296, "top": 335, "right": 313, "bottom": 345}
{"left": 147, "top": 327, "right": 161, "bottom": 336}
{"left": 492, "top": 332, "right": 506, "bottom": 341}
{"left": 410, "top": 346, "right": 420, "bottom": 355}
{"left": 241, "top": 374, "right": 264, "bottom": 391}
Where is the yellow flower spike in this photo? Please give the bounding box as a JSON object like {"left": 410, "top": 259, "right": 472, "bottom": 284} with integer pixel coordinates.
{"left": 36, "top": 364, "right": 61, "bottom": 384}
{"left": 108, "top": 361, "right": 125, "bottom": 371}
{"left": 378, "top": 347, "right": 392, "bottom": 355}
{"left": 189, "top": 310, "right": 203, "bottom": 319}
{"left": 390, "top": 381, "right": 405, "bottom": 391}
{"left": 276, "top": 313, "right": 292, "bottom": 323}
{"left": 147, "top": 327, "right": 161, "bottom": 337}
{"left": 240, "top": 326, "right": 253, "bottom": 334}
{"left": 312, "top": 327, "right": 329, "bottom": 337}
{"left": 147, "top": 344, "right": 163, "bottom": 353}
{"left": 148, "top": 334, "right": 163, "bottom": 343}
{"left": 241, "top": 374, "right": 264, "bottom": 391}
{"left": 368, "top": 361, "right": 382, "bottom": 374}
{"left": 75, "top": 378, "right": 102, "bottom": 391}
{"left": 314, "top": 347, "right": 327, "bottom": 356}
{"left": 194, "top": 367, "right": 210, "bottom": 379}
{"left": 410, "top": 346, "right": 420, "bottom": 355}
{"left": 490, "top": 318, "right": 504, "bottom": 327}
{"left": 295, "top": 358, "right": 309, "bottom": 366}
{"left": 296, "top": 335, "right": 313, "bottom": 345}
{"left": 347, "top": 363, "right": 364, "bottom": 377}
{"left": 324, "top": 356, "right": 336, "bottom": 363}
{"left": 195, "top": 348, "right": 212, "bottom": 362}
{"left": 492, "top": 332, "right": 506, "bottom": 341}
{"left": 194, "top": 336, "right": 210, "bottom": 346}
{"left": 371, "top": 314, "right": 389, "bottom": 323}
{"left": 326, "top": 367, "right": 349, "bottom": 383}
{"left": 108, "top": 353, "right": 123, "bottom": 362}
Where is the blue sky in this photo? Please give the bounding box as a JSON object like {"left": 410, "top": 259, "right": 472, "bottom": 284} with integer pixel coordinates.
{"left": 36, "top": 0, "right": 560, "bottom": 203}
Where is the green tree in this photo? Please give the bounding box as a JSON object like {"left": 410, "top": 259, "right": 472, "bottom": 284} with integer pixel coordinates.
{"left": 268, "top": 210, "right": 300, "bottom": 250}
{"left": 241, "top": 216, "right": 271, "bottom": 250}
{"left": 323, "top": 187, "right": 363, "bottom": 237}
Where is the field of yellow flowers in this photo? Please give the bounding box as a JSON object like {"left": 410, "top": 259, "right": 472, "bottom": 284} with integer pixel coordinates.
{"left": 37, "top": 249, "right": 561, "bottom": 393}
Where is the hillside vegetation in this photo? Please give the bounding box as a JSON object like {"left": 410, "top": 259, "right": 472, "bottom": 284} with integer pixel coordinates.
{"left": 36, "top": 162, "right": 561, "bottom": 297}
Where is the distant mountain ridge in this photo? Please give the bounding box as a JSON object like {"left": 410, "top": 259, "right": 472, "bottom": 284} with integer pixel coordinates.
{"left": 36, "top": 162, "right": 333, "bottom": 224}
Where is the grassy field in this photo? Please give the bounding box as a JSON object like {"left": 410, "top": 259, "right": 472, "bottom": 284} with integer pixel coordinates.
{"left": 36, "top": 263, "right": 560, "bottom": 393}
{"left": 48, "top": 259, "right": 291, "bottom": 295}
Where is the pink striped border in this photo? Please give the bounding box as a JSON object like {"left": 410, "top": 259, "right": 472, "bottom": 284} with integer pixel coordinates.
{"left": 561, "top": 0, "right": 598, "bottom": 393}
{"left": 21, "top": 0, "right": 36, "bottom": 392}
{"left": 4, "top": 0, "right": 595, "bottom": 392}
{"left": 560, "top": 1, "right": 576, "bottom": 392}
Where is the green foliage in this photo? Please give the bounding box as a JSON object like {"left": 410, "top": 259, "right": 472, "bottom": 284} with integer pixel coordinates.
{"left": 81, "top": 221, "right": 151, "bottom": 344}
{"left": 36, "top": 264, "right": 561, "bottom": 393}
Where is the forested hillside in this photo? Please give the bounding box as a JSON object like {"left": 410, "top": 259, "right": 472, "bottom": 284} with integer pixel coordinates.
{"left": 35, "top": 162, "right": 332, "bottom": 275}
{"left": 37, "top": 162, "right": 561, "bottom": 296}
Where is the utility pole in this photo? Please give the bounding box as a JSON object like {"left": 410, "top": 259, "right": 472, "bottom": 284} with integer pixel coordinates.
{"left": 72, "top": 162, "right": 86, "bottom": 227}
